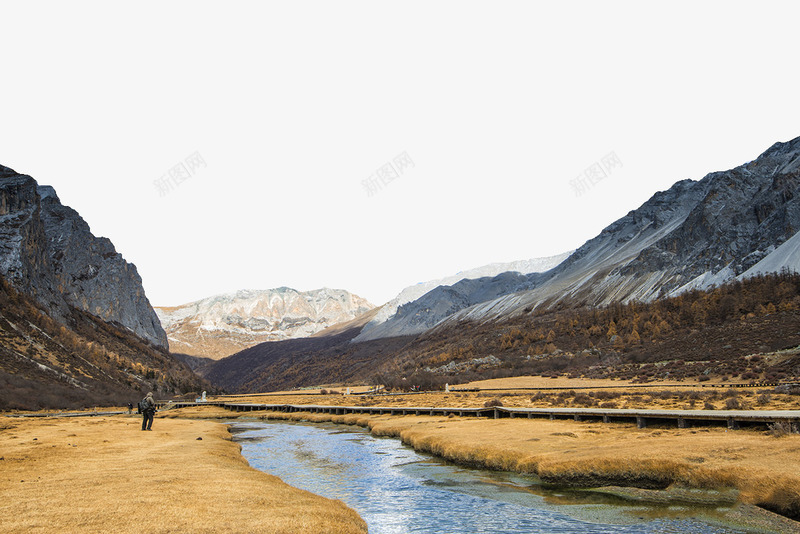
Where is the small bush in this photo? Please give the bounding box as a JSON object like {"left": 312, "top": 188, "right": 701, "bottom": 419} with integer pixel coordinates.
{"left": 704, "top": 401, "right": 716, "bottom": 410}
{"left": 592, "top": 390, "right": 622, "bottom": 400}
{"left": 725, "top": 398, "right": 742, "bottom": 410}
{"left": 757, "top": 393, "right": 772, "bottom": 405}
{"left": 775, "top": 385, "right": 800, "bottom": 396}
{"left": 484, "top": 399, "right": 503, "bottom": 408}
{"left": 768, "top": 421, "right": 793, "bottom": 437}
{"left": 573, "top": 393, "right": 596, "bottom": 407}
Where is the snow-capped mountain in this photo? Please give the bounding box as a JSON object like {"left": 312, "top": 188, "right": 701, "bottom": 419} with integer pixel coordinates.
{"left": 430, "top": 135, "right": 800, "bottom": 329}
{"left": 353, "top": 252, "right": 571, "bottom": 342}
{"left": 350, "top": 136, "right": 800, "bottom": 341}
{"left": 156, "top": 288, "right": 374, "bottom": 359}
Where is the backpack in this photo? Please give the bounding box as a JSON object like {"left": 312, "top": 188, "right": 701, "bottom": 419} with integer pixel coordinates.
{"left": 138, "top": 399, "right": 150, "bottom": 413}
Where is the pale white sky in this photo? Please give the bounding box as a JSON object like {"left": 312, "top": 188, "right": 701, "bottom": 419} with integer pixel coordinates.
{"left": 2, "top": 1, "right": 799, "bottom": 307}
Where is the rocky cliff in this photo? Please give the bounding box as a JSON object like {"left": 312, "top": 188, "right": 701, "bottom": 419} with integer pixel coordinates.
{"left": 0, "top": 165, "right": 167, "bottom": 348}
{"left": 156, "top": 287, "right": 374, "bottom": 359}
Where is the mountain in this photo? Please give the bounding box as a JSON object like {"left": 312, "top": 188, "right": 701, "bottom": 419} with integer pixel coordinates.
{"left": 201, "top": 135, "right": 800, "bottom": 393}
{"left": 0, "top": 165, "right": 205, "bottom": 409}
{"left": 353, "top": 252, "right": 571, "bottom": 342}
{"left": 0, "top": 166, "right": 167, "bottom": 348}
{"left": 371, "top": 136, "right": 800, "bottom": 336}
{"left": 155, "top": 288, "right": 375, "bottom": 360}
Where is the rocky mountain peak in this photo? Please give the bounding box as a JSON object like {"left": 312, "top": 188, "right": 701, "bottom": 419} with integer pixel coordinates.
{"left": 355, "top": 135, "right": 800, "bottom": 340}
{"left": 155, "top": 287, "right": 375, "bottom": 359}
{"left": 0, "top": 166, "right": 167, "bottom": 348}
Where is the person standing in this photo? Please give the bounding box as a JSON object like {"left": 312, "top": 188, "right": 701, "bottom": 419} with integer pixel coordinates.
{"left": 141, "top": 392, "right": 156, "bottom": 431}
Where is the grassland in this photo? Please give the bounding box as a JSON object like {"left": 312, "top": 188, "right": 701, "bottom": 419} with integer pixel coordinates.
{"left": 211, "top": 377, "right": 800, "bottom": 412}
{"left": 4, "top": 380, "right": 799, "bottom": 533}
{"left": 0, "top": 414, "right": 366, "bottom": 534}
{"left": 173, "top": 393, "right": 800, "bottom": 530}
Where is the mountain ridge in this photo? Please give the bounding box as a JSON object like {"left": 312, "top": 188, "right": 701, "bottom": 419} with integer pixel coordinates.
{"left": 155, "top": 287, "right": 374, "bottom": 360}
{"left": 353, "top": 251, "right": 572, "bottom": 342}
{"left": 0, "top": 165, "right": 167, "bottom": 348}
{"left": 392, "top": 136, "right": 800, "bottom": 335}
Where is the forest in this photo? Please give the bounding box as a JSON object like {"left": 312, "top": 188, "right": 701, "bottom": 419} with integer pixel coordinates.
{"left": 378, "top": 271, "right": 800, "bottom": 389}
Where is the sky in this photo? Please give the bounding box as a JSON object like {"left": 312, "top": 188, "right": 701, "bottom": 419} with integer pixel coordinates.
{"left": 2, "top": 1, "right": 799, "bottom": 307}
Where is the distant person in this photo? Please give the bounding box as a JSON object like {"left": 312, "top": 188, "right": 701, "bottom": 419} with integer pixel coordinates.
{"left": 140, "top": 392, "right": 156, "bottom": 431}
{"left": 127, "top": 402, "right": 133, "bottom": 414}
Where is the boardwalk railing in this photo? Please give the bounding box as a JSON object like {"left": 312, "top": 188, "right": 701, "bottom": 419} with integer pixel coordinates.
{"left": 157, "top": 401, "right": 800, "bottom": 432}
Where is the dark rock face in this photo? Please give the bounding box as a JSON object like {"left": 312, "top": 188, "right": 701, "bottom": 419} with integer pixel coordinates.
{"left": 0, "top": 171, "right": 58, "bottom": 309}
{"left": 0, "top": 165, "right": 167, "bottom": 348}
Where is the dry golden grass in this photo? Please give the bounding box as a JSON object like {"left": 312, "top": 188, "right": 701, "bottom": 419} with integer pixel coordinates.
{"left": 456, "top": 375, "right": 641, "bottom": 389}
{"left": 0, "top": 414, "right": 366, "bottom": 534}
{"left": 208, "top": 386, "right": 800, "bottom": 411}
{"left": 218, "top": 385, "right": 377, "bottom": 397}
{"left": 213, "top": 406, "right": 800, "bottom": 526}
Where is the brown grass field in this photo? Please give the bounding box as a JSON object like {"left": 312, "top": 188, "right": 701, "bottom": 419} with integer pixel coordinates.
{"left": 0, "top": 414, "right": 366, "bottom": 534}
{"left": 210, "top": 383, "right": 800, "bottom": 412}
{"left": 169, "top": 403, "right": 800, "bottom": 530}
{"left": 4, "top": 379, "right": 800, "bottom": 533}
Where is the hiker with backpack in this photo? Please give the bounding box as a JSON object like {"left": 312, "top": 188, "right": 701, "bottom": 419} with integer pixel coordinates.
{"left": 139, "top": 392, "right": 156, "bottom": 431}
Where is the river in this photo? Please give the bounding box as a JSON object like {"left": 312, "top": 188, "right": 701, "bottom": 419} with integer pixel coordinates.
{"left": 232, "top": 420, "right": 751, "bottom": 534}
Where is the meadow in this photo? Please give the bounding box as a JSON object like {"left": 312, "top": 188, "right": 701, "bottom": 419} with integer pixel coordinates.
{"left": 0, "top": 414, "right": 366, "bottom": 533}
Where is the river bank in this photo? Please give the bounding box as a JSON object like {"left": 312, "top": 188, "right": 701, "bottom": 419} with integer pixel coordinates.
{"left": 0, "top": 414, "right": 366, "bottom": 533}
{"left": 165, "top": 405, "right": 800, "bottom": 532}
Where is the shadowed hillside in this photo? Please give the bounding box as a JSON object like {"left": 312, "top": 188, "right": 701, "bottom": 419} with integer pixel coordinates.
{"left": 201, "top": 325, "right": 415, "bottom": 393}
{"left": 0, "top": 267, "right": 211, "bottom": 410}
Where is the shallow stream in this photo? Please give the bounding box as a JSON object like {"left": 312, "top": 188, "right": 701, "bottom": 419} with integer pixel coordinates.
{"left": 232, "top": 420, "right": 751, "bottom": 533}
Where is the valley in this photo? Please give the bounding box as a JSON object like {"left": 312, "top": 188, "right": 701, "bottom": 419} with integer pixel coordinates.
{"left": 4, "top": 137, "right": 800, "bottom": 531}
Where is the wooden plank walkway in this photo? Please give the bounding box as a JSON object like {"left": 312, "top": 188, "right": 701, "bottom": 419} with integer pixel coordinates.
{"left": 158, "top": 401, "right": 800, "bottom": 432}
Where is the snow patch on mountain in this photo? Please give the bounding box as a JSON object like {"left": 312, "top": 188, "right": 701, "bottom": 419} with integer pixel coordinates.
{"left": 742, "top": 229, "right": 800, "bottom": 278}
{"left": 671, "top": 265, "right": 736, "bottom": 296}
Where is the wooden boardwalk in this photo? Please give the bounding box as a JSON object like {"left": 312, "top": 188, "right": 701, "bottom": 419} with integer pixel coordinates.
{"left": 159, "top": 401, "right": 800, "bottom": 432}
